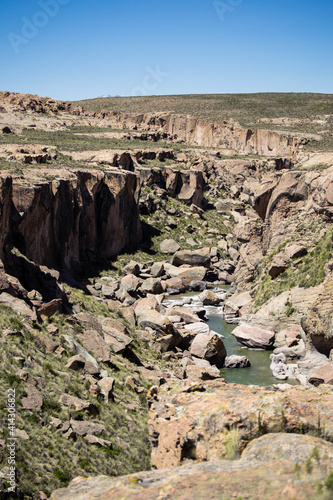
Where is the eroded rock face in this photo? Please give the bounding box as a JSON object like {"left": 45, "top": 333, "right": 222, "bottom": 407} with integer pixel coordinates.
{"left": 148, "top": 379, "right": 333, "bottom": 470}
{"left": 302, "top": 269, "right": 333, "bottom": 356}
{"left": 0, "top": 170, "right": 141, "bottom": 272}
{"left": 89, "top": 110, "right": 304, "bottom": 156}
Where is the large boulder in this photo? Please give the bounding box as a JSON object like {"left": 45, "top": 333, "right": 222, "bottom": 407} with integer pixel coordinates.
{"left": 268, "top": 252, "right": 290, "bottom": 278}
{"left": 170, "top": 266, "right": 207, "bottom": 286}
{"left": 160, "top": 239, "right": 180, "bottom": 254}
{"left": 119, "top": 274, "right": 141, "bottom": 294}
{"left": 198, "top": 290, "right": 220, "bottom": 305}
{"left": 101, "top": 318, "right": 133, "bottom": 354}
{"left": 190, "top": 333, "right": 226, "bottom": 368}
{"left": 166, "top": 306, "right": 202, "bottom": 325}
{"left": 232, "top": 323, "right": 275, "bottom": 349}
{"left": 224, "top": 355, "right": 251, "bottom": 368}
{"left": 184, "top": 322, "right": 210, "bottom": 335}
{"left": 140, "top": 278, "right": 164, "bottom": 295}
{"left": 76, "top": 329, "right": 111, "bottom": 363}
{"left": 172, "top": 249, "right": 211, "bottom": 268}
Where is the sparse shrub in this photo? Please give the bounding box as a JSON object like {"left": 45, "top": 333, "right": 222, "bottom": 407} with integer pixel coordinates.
{"left": 224, "top": 426, "right": 240, "bottom": 460}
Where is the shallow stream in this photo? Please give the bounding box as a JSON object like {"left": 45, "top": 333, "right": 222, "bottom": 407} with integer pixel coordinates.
{"left": 164, "top": 290, "right": 299, "bottom": 387}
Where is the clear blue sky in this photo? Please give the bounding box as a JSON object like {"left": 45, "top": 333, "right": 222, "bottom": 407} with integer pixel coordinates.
{"left": 1, "top": 0, "right": 332, "bottom": 101}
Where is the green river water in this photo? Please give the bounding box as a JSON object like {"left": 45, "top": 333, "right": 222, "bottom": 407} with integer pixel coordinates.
{"left": 164, "top": 290, "right": 299, "bottom": 387}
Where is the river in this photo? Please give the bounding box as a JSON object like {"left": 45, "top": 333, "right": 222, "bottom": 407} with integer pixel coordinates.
{"left": 163, "top": 290, "right": 299, "bottom": 387}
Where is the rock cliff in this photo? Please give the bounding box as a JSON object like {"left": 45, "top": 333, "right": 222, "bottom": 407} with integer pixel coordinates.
{"left": 0, "top": 170, "right": 141, "bottom": 272}
{"left": 85, "top": 110, "right": 305, "bottom": 156}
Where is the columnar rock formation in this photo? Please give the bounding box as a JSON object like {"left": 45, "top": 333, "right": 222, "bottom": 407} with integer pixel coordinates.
{"left": 0, "top": 170, "right": 141, "bottom": 272}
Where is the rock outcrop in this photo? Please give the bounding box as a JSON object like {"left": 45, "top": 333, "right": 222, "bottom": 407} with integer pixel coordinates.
{"left": 88, "top": 110, "right": 305, "bottom": 156}
{"left": 50, "top": 434, "right": 333, "bottom": 500}
{"left": 0, "top": 170, "right": 141, "bottom": 272}
{"left": 148, "top": 379, "right": 333, "bottom": 470}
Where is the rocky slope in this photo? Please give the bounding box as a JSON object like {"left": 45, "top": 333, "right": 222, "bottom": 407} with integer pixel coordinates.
{"left": 0, "top": 91, "right": 333, "bottom": 499}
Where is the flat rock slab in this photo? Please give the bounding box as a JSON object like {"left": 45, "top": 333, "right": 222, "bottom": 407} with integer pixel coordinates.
{"left": 232, "top": 323, "right": 275, "bottom": 349}
{"left": 50, "top": 433, "right": 333, "bottom": 500}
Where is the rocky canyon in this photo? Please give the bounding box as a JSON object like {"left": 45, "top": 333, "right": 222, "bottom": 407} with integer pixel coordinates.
{"left": 0, "top": 91, "right": 332, "bottom": 499}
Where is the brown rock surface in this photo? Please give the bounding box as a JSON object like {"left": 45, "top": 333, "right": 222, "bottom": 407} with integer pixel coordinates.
{"left": 190, "top": 333, "right": 226, "bottom": 367}
{"left": 302, "top": 270, "right": 333, "bottom": 356}
{"left": 101, "top": 318, "right": 133, "bottom": 354}
{"left": 232, "top": 323, "right": 275, "bottom": 349}
{"left": 308, "top": 363, "right": 333, "bottom": 386}
{"left": 160, "top": 239, "right": 180, "bottom": 254}
{"left": 50, "top": 433, "right": 333, "bottom": 500}
{"left": 148, "top": 379, "right": 333, "bottom": 469}
{"left": 0, "top": 170, "right": 141, "bottom": 271}
{"left": 172, "top": 249, "right": 211, "bottom": 268}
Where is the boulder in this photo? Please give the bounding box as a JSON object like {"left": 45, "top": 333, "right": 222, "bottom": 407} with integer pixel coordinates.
{"left": 21, "top": 386, "right": 43, "bottom": 410}
{"left": 228, "top": 247, "right": 240, "bottom": 261}
{"left": 101, "top": 318, "right": 133, "bottom": 354}
{"left": 198, "top": 290, "right": 220, "bottom": 305}
{"left": 38, "top": 299, "right": 62, "bottom": 318}
{"left": 185, "top": 364, "right": 221, "bottom": 380}
{"left": 140, "top": 278, "right": 164, "bottom": 295}
{"left": 164, "top": 277, "right": 186, "bottom": 293}
{"left": 308, "top": 363, "right": 333, "bottom": 386}
{"left": 66, "top": 355, "right": 100, "bottom": 376}
{"left": 189, "top": 280, "right": 207, "bottom": 292}
{"left": 285, "top": 244, "right": 308, "bottom": 260}
{"left": 269, "top": 353, "right": 296, "bottom": 380}
{"left": 172, "top": 249, "right": 211, "bottom": 268}
{"left": 268, "top": 252, "right": 290, "bottom": 278}
{"left": 184, "top": 322, "right": 210, "bottom": 335}
{"left": 123, "top": 260, "right": 141, "bottom": 276}
{"left": 0, "top": 292, "right": 37, "bottom": 321}
{"left": 97, "top": 378, "right": 115, "bottom": 401}
{"left": 166, "top": 306, "right": 201, "bottom": 325}
{"left": 134, "top": 295, "right": 160, "bottom": 317}
{"left": 190, "top": 357, "right": 221, "bottom": 378}
{"left": 136, "top": 309, "right": 173, "bottom": 336}
{"left": 150, "top": 262, "right": 165, "bottom": 278}
{"left": 232, "top": 324, "right": 275, "bottom": 349}
{"left": 274, "top": 325, "right": 302, "bottom": 348}
{"left": 69, "top": 420, "right": 105, "bottom": 437}
{"left": 173, "top": 266, "right": 207, "bottom": 286}
{"left": 84, "top": 435, "right": 113, "bottom": 447}
{"left": 190, "top": 333, "right": 227, "bottom": 368}
{"left": 160, "top": 239, "right": 180, "bottom": 254}
{"left": 119, "top": 274, "right": 141, "bottom": 294}
{"left": 224, "top": 355, "right": 251, "bottom": 368}
{"left": 76, "top": 330, "right": 110, "bottom": 363}
{"left": 59, "top": 394, "right": 98, "bottom": 415}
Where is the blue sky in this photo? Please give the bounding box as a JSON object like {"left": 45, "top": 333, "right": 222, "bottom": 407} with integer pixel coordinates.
{"left": 1, "top": 0, "right": 332, "bottom": 101}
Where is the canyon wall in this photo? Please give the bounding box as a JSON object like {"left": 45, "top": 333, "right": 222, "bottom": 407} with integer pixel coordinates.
{"left": 85, "top": 110, "right": 305, "bottom": 156}
{"left": 0, "top": 170, "right": 141, "bottom": 272}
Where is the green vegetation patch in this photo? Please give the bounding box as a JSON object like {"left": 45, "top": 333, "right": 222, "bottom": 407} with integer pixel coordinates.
{"left": 254, "top": 230, "right": 333, "bottom": 309}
